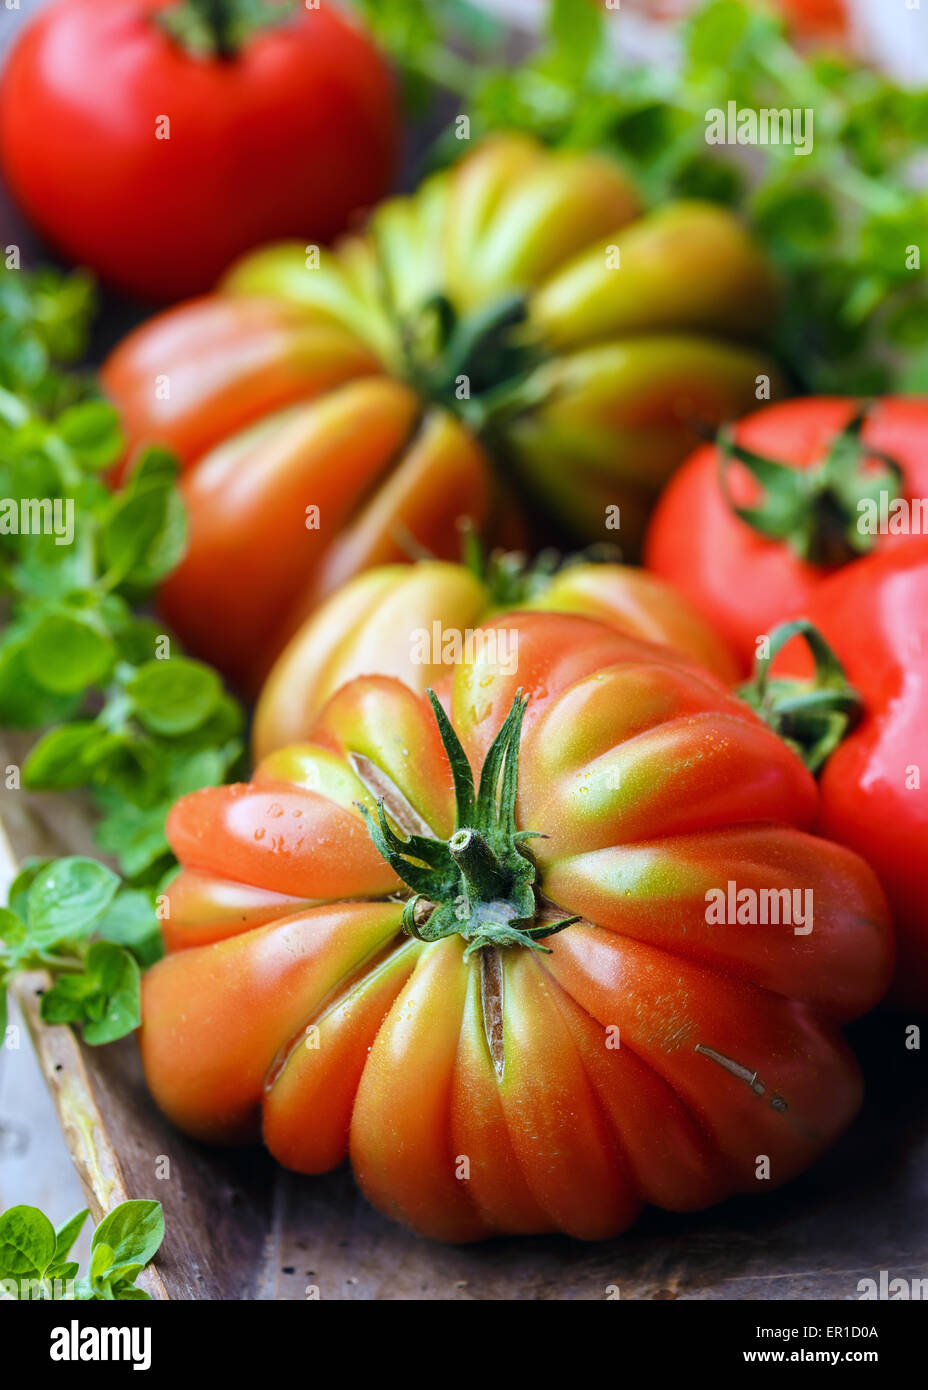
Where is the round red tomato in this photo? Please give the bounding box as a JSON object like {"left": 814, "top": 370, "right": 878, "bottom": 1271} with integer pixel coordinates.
{"left": 759, "top": 542, "right": 928, "bottom": 1009}
{"left": 646, "top": 397, "right": 928, "bottom": 672}
{"left": 140, "top": 612, "right": 891, "bottom": 1242}
{"left": 0, "top": 0, "right": 398, "bottom": 301}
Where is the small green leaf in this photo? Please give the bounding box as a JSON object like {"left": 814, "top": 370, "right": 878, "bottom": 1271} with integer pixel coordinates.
{"left": 128, "top": 657, "right": 222, "bottom": 736}
{"left": 94, "top": 797, "right": 173, "bottom": 880}
{"left": 126, "top": 446, "right": 179, "bottom": 488}
{"left": 91, "top": 1200, "right": 164, "bottom": 1275}
{"left": 95, "top": 890, "right": 164, "bottom": 968}
{"left": 547, "top": 0, "right": 603, "bottom": 80}
{"left": 754, "top": 186, "right": 838, "bottom": 257}
{"left": 24, "top": 612, "right": 115, "bottom": 696}
{"left": 674, "top": 152, "right": 743, "bottom": 205}
{"left": 57, "top": 401, "right": 124, "bottom": 471}
{"left": 0, "top": 1205, "right": 56, "bottom": 1280}
{"left": 7, "top": 858, "right": 51, "bottom": 919}
{"left": 0, "top": 637, "right": 81, "bottom": 728}
{"left": 885, "top": 298, "right": 928, "bottom": 349}
{"left": 13, "top": 525, "right": 98, "bottom": 601}
{"left": 26, "top": 857, "right": 120, "bottom": 949}
{"left": 0, "top": 907, "right": 25, "bottom": 953}
{"left": 40, "top": 942, "right": 141, "bottom": 1044}
{"left": 105, "top": 1260, "right": 144, "bottom": 1287}
{"left": 53, "top": 1209, "right": 90, "bottom": 1266}
{"left": 102, "top": 478, "right": 187, "bottom": 589}
{"left": 115, "top": 615, "right": 172, "bottom": 667}
{"left": 40, "top": 973, "right": 98, "bottom": 1026}
{"left": 80, "top": 944, "right": 141, "bottom": 1045}
{"left": 23, "top": 722, "right": 104, "bottom": 790}
{"left": 89, "top": 1240, "right": 115, "bottom": 1286}
{"left": 687, "top": 0, "right": 754, "bottom": 67}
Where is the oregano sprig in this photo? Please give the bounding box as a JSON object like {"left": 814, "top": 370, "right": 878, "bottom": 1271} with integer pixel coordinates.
{"left": 0, "top": 856, "right": 162, "bottom": 1046}
{"left": 0, "top": 1199, "right": 163, "bottom": 1301}
{"left": 0, "top": 262, "right": 96, "bottom": 414}
{"left": 0, "top": 274, "right": 245, "bottom": 883}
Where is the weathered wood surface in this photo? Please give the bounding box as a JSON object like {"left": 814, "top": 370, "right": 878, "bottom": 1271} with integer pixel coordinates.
{"left": 2, "top": 747, "right": 927, "bottom": 1301}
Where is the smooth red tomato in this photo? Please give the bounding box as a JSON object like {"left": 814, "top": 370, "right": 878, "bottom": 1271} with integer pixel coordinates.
{"left": 646, "top": 397, "right": 928, "bottom": 672}
{"left": 0, "top": 0, "right": 398, "bottom": 301}
{"left": 140, "top": 612, "right": 892, "bottom": 1242}
{"left": 252, "top": 554, "right": 740, "bottom": 758}
{"left": 766, "top": 542, "right": 928, "bottom": 1009}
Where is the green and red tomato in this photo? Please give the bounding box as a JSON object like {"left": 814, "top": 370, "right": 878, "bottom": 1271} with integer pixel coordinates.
{"left": 252, "top": 549, "right": 740, "bottom": 757}
{"left": 140, "top": 612, "right": 892, "bottom": 1242}
{"left": 103, "top": 135, "right": 781, "bottom": 687}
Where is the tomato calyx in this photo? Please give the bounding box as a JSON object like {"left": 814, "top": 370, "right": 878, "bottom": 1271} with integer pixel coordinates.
{"left": 738, "top": 619, "right": 862, "bottom": 774}
{"left": 459, "top": 519, "right": 621, "bottom": 608}
{"left": 358, "top": 690, "right": 578, "bottom": 959}
{"left": 157, "top": 0, "right": 297, "bottom": 60}
{"left": 395, "top": 293, "right": 548, "bottom": 435}
{"left": 717, "top": 405, "right": 903, "bottom": 566}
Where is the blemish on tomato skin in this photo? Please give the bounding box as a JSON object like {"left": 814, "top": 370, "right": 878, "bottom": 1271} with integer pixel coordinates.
{"left": 695, "top": 1043, "right": 791, "bottom": 1113}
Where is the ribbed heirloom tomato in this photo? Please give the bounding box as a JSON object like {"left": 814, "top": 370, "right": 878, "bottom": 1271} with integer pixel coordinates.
{"left": 140, "top": 613, "right": 892, "bottom": 1242}
{"left": 253, "top": 550, "right": 739, "bottom": 757}
{"left": 103, "top": 135, "right": 782, "bottom": 689}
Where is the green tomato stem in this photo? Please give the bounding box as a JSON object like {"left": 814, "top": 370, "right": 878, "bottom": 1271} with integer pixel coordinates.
{"left": 360, "top": 688, "right": 576, "bottom": 956}
{"left": 157, "top": 0, "right": 297, "bottom": 60}
{"left": 738, "top": 619, "right": 862, "bottom": 775}
{"left": 717, "top": 404, "right": 903, "bottom": 566}
{"left": 448, "top": 827, "right": 510, "bottom": 902}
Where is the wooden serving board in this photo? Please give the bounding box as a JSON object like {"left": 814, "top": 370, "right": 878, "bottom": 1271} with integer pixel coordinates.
{"left": 2, "top": 742, "right": 927, "bottom": 1301}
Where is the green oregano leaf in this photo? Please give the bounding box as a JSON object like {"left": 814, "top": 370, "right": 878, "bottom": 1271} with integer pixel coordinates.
{"left": 26, "top": 857, "right": 120, "bottom": 949}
